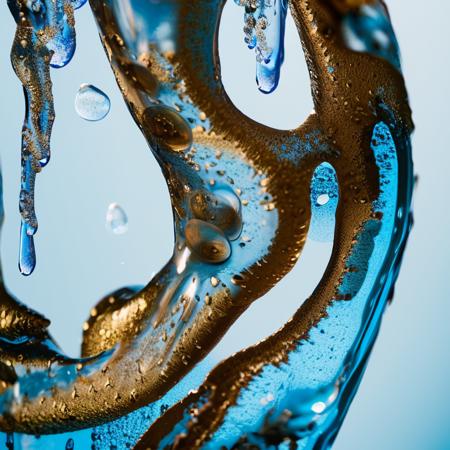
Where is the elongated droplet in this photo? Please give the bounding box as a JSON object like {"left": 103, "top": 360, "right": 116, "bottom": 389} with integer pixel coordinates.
{"left": 19, "top": 219, "right": 36, "bottom": 276}
{"left": 235, "top": 0, "right": 288, "bottom": 93}
{"left": 106, "top": 203, "right": 128, "bottom": 235}
{"left": 75, "top": 84, "right": 111, "bottom": 121}
{"left": 65, "top": 438, "right": 74, "bottom": 450}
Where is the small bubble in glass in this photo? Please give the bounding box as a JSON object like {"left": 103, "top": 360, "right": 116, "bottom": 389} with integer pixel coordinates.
{"left": 75, "top": 84, "right": 111, "bottom": 121}
{"left": 316, "top": 193, "right": 330, "bottom": 206}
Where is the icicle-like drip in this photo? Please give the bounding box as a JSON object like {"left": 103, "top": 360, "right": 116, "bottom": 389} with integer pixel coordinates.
{"left": 234, "top": 0, "right": 288, "bottom": 93}
{"left": 7, "top": 0, "right": 83, "bottom": 275}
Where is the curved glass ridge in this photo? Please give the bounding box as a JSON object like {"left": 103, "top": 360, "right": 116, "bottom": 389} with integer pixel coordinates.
{"left": 0, "top": 0, "right": 413, "bottom": 449}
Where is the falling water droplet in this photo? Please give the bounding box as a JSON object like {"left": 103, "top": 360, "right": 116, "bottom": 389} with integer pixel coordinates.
{"left": 65, "top": 438, "right": 74, "bottom": 450}
{"left": 106, "top": 203, "right": 128, "bottom": 235}
{"left": 75, "top": 84, "right": 111, "bottom": 121}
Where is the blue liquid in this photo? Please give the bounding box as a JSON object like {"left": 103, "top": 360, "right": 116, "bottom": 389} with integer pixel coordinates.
{"left": 8, "top": 0, "right": 86, "bottom": 275}
{"left": 18, "top": 222, "right": 36, "bottom": 276}
{"left": 341, "top": 4, "right": 401, "bottom": 70}
{"left": 235, "top": 0, "right": 288, "bottom": 93}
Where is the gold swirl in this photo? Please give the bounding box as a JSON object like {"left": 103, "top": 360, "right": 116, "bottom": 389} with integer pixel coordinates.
{"left": 0, "top": 0, "right": 412, "bottom": 445}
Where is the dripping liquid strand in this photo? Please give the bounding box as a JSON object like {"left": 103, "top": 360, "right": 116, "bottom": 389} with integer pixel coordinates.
{"left": 8, "top": 0, "right": 80, "bottom": 275}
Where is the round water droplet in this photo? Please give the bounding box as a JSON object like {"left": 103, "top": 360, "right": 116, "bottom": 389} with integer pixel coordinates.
{"left": 106, "top": 203, "right": 128, "bottom": 235}
{"left": 142, "top": 105, "right": 192, "bottom": 152}
{"left": 75, "top": 84, "right": 111, "bottom": 121}
{"left": 190, "top": 188, "right": 242, "bottom": 240}
{"left": 185, "top": 219, "right": 231, "bottom": 264}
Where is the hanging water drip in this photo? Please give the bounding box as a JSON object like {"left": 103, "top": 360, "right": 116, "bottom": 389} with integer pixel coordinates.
{"left": 234, "top": 0, "right": 288, "bottom": 93}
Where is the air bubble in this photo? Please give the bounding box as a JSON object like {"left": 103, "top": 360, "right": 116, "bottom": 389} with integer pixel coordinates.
{"left": 317, "top": 194, "right": 330, "bottom": 206}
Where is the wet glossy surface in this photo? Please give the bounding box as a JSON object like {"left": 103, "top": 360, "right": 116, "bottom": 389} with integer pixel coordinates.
{"left": 1, "top": 0, "right": 413, "bottom": 448}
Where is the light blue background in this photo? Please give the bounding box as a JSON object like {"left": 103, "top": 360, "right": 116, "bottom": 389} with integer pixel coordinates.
{"left": 0, "top": 1, "right": 448, "bottom": 449}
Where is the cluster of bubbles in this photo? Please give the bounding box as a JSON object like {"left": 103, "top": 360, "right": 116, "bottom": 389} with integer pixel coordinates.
{"left": 185, "top": 188, "right": 242, "bottom": 264}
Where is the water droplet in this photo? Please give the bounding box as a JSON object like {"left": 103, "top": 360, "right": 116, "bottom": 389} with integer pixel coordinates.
{"left": 65, "top": 438, "right": 74, "bottom": 450}
{"left": 185, "top": 219, "right": 231, "bottom": 264}
{"left": 106, "top": 203, "right": 128, "bottom": 235}
{"left": 190, "top": 188, "right": 242, "bottom": 240}
{"left": 235, "top": 0, "right": 288, "bottom": 93}
{"left": 120, "top": 60, "right": 158, "bottom": 97}
{"left": 19, "top": 222, "right": 36, "bottom": 276}
{"left": 75, "top": 84, "right": 111, "bottom": 121}
{"left": 142, "top": 105, "right": 193, "bottom": 152}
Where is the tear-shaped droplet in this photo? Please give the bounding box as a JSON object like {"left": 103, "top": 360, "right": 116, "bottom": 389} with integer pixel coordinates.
{"left": 75, "top": 84, "right": 111, "bottom": 121}
{"left": 106, "top": 203, "right": 128, "bottom": 235}
{"left": 65, "top": 438, "right": 74, "bottom": 450}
